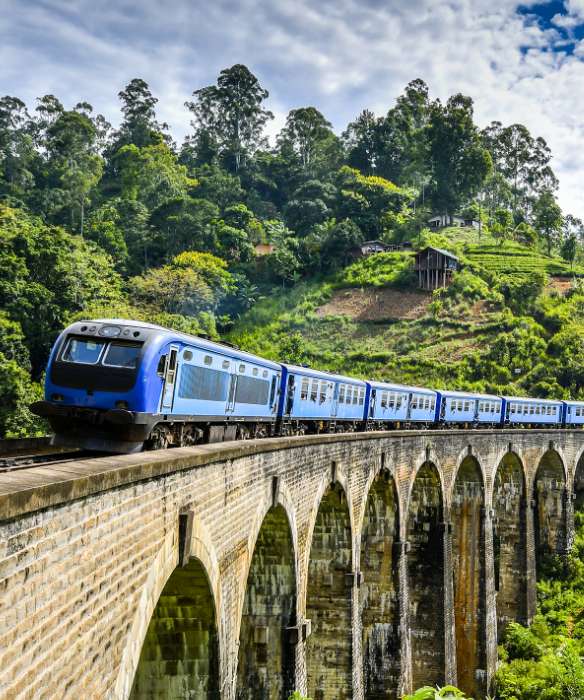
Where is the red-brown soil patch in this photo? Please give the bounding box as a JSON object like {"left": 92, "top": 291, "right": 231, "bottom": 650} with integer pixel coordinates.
{"left": 316, "top": 288, "right": 431, "bottom": 321}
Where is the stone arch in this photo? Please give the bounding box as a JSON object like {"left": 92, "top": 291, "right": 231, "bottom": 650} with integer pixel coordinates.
{"left": 573, "top": 449, "right": 584, "bottom": 512}
{"left": 533, "top": 449, "right": 567, "bottom": 577}
{"left": 359, "top": 470, "right": 400, "bottom": 698}
{"left": 129, "top": 556, "right": 220, "bottom": 699}
{"left": 451, "top": 455, "right": 486, "bottom": 698}
{"left": 492, "top": 452, "right": 527, "bottom": 638}
{"left": 407, "top": 461, "right": 445, "bottom": 690}
{"left": 236, "top": 505, "right": 297, "bottom": 699}
{"left": 306, "top": 482, "right": 353, "bottom": 699}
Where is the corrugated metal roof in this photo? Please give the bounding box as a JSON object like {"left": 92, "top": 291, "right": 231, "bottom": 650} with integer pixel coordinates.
{"left": 416, "top": 246, "right": 459, "bottom": 261}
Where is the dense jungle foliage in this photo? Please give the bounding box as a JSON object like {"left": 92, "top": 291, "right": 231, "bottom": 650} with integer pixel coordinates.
{"left": 1, "top": 64, "right": 584, "bottom": 438}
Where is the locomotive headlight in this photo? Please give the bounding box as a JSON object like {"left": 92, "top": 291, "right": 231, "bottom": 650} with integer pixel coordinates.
{"left": 99, "top": 325, "right": 121, "bottom": 338}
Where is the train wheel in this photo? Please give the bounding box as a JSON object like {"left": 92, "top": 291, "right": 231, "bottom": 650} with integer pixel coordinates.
{"left": 147, "top": 425, "right": 171, "bottom": 450}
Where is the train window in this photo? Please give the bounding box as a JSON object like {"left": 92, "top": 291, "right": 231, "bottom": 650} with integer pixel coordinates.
{"left": 178, "top": 365, "right": 229, "bottom": 401}
{"left": 388, "top": 393, "right": 394, "bottom": 409}
{"left": 381, "top": 392, "right": 387, "bottom": 408}
{"left": 103, "top": 342, "right": 141, "bottom": 369}
{"left": 239, "top": 364, "right": 246, "bottom": 373}
{"left": 222, "top": 360, "right": 230, "bottom": 369}
{"left": 359, "top": 388, "right": 364, "bottom": 405}
{"left": 253, "top": 368, "right": 259, "bottom": 376}
{"left": 431, "top": 398, "right": 436, "bottom": 410}
{"left": 412, "top": 397, "right": 418, "bottom": 410}
{"left": 157, "top": 355, "right": 167, "bottom": 375}
{"left": 204, "top": 355, "right": 213, "bottom": 366}
{"left": 464, "top": 401, "right": 470, "bottom": 412}
{"left": 263, "top": 370, "right": 268, "bottom": 378}
{"left": 235, "top": 375, "right": 270, "bottom": 405}
{"left": 319, "top": 381, "right": 327, "bottom": 404}
{"left": 183, "top": 350, "right": 193, "bottom": 362}
{"left": 269, "top": 376, "right": 277, "bottom": 406}
{"left": 61, "top": 337, "right": 106, "bottom": 365}
{"left": 301, "top": 378, "right": 309, "bottom": 400}
{"left": 397, "top": 395, "right": 403, "bottom": 409}
{"left": 353, "top": 388, "right": 358, "bottom": 405}
{"left": 339, "top": 385, "right": 345, "bottom": 404}
{"left": 424, "top": 398, "right": 430, "bottom": 410}
{"left": 310, "top": 380, "right": 318, "bottom": 402}
{"left": 346, "top": 386, "right": 353, "bottom": 404}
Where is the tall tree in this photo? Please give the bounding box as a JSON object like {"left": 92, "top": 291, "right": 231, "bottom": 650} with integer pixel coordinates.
{"left": 114, "top": 78, "right": 168, "bottom": 149}
{"left": 482, "top": 121, "right": 557, "bottom": 218}
{"left": 376, "top": 79, "right": 431, "bottom": 185}
{"left": 343, "top": 109, "right": 380, "bottom": 174}
{"left": 533, "top": 189, "right": 563, "bottom": 255}
{"left": 428, "top": 94, "right": 491, "bottom": 216}
{"left": 277, "top": 107, "right": 337, "bottom": 172}
{"left": 43, "top": 109, "right": 104, "bottom": 234}
{"left": 0, "top": 96, "right": 36, "bottom": 201}
{"left": 186, "top": 64, "right": 273, "bottom": 172}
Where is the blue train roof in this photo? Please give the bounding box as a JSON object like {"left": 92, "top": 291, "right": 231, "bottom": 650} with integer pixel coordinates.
{"left": 282, "top": 364, "right": 366, "bottom": 385}
{"left": 438, "top": 389, "right": 501, "bottom": 400}
{"left": 367, "top": 381, "right": 436, "bottom": 395}
{"left": 77, "top": 319, "right": 282, "bottom": 370}
{"left": 502, "top": 395, "right": 563, "bottom": 404}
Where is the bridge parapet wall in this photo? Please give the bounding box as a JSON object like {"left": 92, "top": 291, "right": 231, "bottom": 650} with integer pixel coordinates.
{"left": 1, "top": 430, "right": 583, "bottom": 699}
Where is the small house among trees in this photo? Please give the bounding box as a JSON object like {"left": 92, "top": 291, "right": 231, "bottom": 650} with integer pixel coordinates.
{"left": 414, "top": 246, "right": 460, "bottom": 290}
{"left": 428, "top": 214, "right": 479, "bottom": 230}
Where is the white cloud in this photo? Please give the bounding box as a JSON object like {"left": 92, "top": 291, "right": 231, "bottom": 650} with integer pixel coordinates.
{"left": 1, "top": 0, "right": 584, "bottom": 216}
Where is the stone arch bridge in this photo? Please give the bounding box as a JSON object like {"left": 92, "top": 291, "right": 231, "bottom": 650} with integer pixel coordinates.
{"left": 2, "top": 429, "right": 584, "bottom": 699}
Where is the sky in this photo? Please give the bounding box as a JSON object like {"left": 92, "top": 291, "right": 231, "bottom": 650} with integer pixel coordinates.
{"left": 1, "top": 0, "right": 584, "bottom": 216}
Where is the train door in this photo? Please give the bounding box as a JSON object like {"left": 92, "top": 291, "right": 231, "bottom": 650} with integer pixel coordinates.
{"left": 369, "top": 389, "right": 377, "bottom": 418}
{"left": 285, "top": 374, "right": 296, "bottom": 416}
{"left": 161, "top": 345, "right": 179, "bottom": 412}
{"left": 226, "top": 371, "right": 237, "bottom": 413}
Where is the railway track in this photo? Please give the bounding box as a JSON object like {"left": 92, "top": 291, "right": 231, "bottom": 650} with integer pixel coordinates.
{"left": 0, "top": 436, "right": 100, "bottom": 472}
{"left": 0, "top": 450, "right": 98, "bottom": 472}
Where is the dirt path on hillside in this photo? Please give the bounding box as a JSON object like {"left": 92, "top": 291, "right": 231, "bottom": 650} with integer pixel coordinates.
{"left": 316, "top": 288, "right": 431, "bottom": 321}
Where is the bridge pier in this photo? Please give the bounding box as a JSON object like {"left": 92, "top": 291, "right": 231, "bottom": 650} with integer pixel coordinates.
{"left": 2, "top": 431, "right": 584, "bottom": 699}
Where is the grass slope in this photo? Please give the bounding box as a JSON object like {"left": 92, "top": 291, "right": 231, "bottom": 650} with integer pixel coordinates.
{"left": 229, "top": 230, "right": 584, "bottom": 399}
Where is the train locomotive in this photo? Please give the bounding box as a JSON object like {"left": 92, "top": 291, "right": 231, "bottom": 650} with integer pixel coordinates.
{"left": 30, "top": 318, "right": 584, "bottom": 454}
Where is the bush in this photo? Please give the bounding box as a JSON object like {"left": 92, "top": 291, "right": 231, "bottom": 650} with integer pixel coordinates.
{"left": 502, "top": 622, "right": 543, "bottom": 661}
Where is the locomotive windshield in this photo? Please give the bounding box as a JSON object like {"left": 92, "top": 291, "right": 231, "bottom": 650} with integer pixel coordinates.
{"left": 102, "top": 342, "right": 141, "bottom": 369}
{"left": 62, "top": 338, "right": 106, "bottom": 364}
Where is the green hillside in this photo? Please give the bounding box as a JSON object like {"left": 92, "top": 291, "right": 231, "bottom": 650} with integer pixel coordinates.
{"left": 229, "top": 230, "right": 584, "bottom": 399}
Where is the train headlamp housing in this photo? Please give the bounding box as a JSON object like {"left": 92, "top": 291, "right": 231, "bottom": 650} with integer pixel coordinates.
{"left": 99, "top": 325, "right": 121, "bottom": 338}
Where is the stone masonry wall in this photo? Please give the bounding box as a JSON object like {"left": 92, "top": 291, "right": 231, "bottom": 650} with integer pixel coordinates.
{"left": 2, "top": 430, "right": 584, "bottom": 699}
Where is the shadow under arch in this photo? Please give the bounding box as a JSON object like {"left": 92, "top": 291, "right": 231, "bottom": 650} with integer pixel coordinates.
{"left": 236, "top": 504, "right": 297, "bottom": 699}
{"left": 407, "top": 461, "right": 445, "bottom": 690}
{"left": 360, "top": 469, "right": 400, "bottom": 699}
{"left": 129, "top": 557, "right": 219, "bottom": 699}
{"left": 492, "top": 452, "right": 528, "bottom": 639}
{"left": 451, "top": 455, "right": 486, "bottom": 699}
{"left": 306, "top": 481, "right": 353, "bottom": 700}
{"left": 574, "top": 449, "right": 584, "bottom": 512}
{"left": 534, "top": 449, "right": 567, "bottom": 578}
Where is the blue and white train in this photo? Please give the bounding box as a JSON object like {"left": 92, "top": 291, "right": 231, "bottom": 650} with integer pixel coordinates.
{"left": 30, "top": 319, "right": 584, "bottom": 453}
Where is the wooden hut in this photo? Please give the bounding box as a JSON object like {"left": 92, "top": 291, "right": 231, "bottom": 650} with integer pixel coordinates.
{"left": 414, "top": 246, "right": 459, "bottom": 290}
